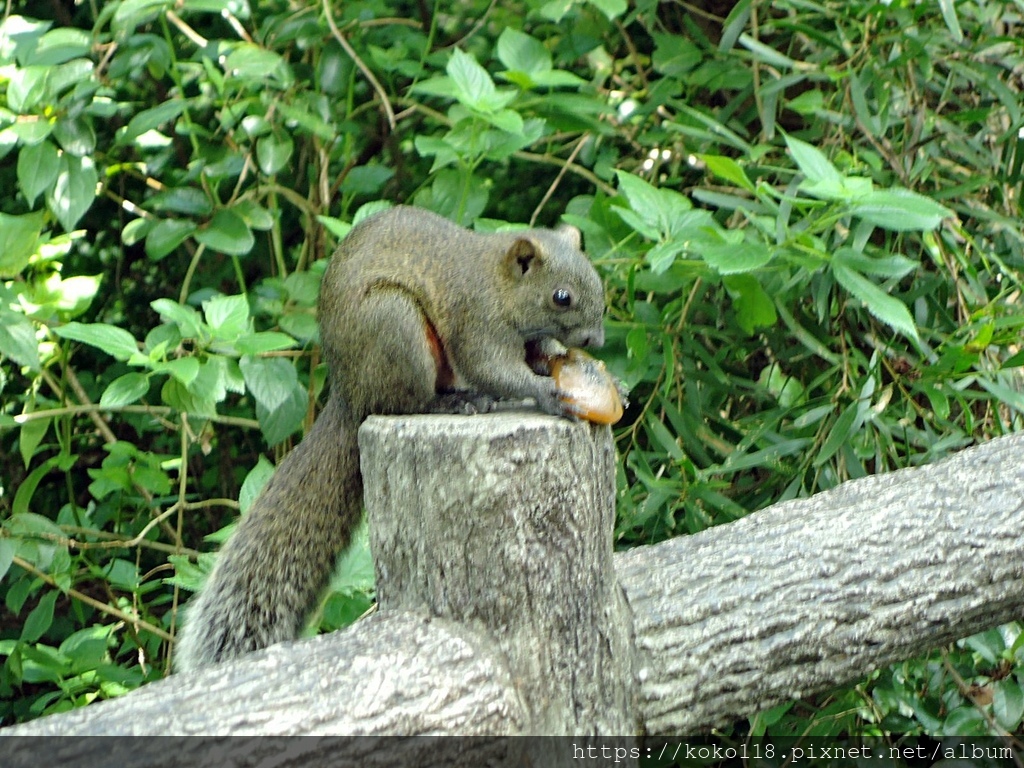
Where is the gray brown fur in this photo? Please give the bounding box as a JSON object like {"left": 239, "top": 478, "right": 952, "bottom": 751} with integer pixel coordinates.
{"left": 175, "top": 206, "right": 605, "bottom": 669}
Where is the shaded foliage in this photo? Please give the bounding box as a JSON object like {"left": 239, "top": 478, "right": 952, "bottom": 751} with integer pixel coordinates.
{"left": 0, "top": 0, "right": 1022, "bottom": 751}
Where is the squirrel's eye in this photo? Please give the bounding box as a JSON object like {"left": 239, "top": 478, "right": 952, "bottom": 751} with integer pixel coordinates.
{"left": 553, "top": 288, "right": 572, "bottom": 308}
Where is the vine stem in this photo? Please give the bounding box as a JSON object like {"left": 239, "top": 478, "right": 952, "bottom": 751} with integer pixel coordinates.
{"left": 11, "top": 555, "right": 174, "bottom": 643}
{"left": 322, "top": 0, "right": 396, "bottom": 131}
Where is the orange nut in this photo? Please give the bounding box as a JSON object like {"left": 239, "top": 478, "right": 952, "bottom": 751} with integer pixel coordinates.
{"left": 550, "top": 349, "right": 624, "bottom": 425}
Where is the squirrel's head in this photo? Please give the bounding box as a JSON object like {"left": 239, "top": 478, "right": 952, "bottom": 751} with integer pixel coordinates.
{"left": 503, "top": 224, "right": 605, "bottom": 349}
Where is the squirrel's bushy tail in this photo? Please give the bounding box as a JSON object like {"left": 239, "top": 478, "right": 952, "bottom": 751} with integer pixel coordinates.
{"left": 175, "top": 398, "right": 362, "bottom": 670}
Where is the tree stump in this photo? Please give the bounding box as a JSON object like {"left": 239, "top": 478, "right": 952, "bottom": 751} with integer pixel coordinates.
{"left": 360, "top": 412, "right": 637, "bottom": 738}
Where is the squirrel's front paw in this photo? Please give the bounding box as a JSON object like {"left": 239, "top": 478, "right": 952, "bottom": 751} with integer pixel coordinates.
{"left": 533, "top": 380, "right": 582, "bottom": 421}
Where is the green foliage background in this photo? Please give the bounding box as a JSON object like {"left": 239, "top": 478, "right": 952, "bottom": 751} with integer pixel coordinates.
{"left": 1, "top": 0, "right": 1023, "bottom": 750}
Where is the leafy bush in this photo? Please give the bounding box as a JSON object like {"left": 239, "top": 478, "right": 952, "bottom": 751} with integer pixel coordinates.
{"left": 1, "top": 0, "right": 1022, "bottom": 747}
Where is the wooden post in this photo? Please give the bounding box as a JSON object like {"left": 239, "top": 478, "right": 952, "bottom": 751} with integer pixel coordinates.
{"left": 359, "top": 412, "right": 638, "bottom": 739}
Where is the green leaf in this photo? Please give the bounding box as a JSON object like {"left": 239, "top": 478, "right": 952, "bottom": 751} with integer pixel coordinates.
{"left": 481, "top": 108, "right": 523, "bottom": 135}
{"left": 239, "top": 455, "right": 276, "bottom": 515}
{"left": 223, "top": 44, "right": 291, "bottom": 87}
{"left": 699, "top": 154, "right": 755, "bottom": 193}
{"left": 784, "top": 134, "right": 843, "bottom": 187}
{"left": 445, "top": 48, "right": 515, "bottom": 113}
{"left": 276, "top": 101, "right": 336, "bottom": 141}
{"left": 530, "top": 70, "right": 585, "bottom": 88}
{"left": 48, "top": 58, "right": 94, "bottom": 97}
{"left": 203, "top": 294, "right": 250, "bottom": 341}
{"left": 168, "top": 552, "right": 216, "bottom": 592}
{"left": 240, "top": 355, "right": 298, "bottom": 412}
{"left": 195, "top": 209, "right": 254, "bottom": 255}
{"left": 21, "top": 590, "right": 58, "bottom": 643}
{"left": 255, "top": 379, "right": 308, "bottom": 446}
{"left": 147, "top": 187, "right": 212, "bottom": 216}
{"left": 702, "top": 241, "right": 773, "bottom": 275}
{"left": 849, "top": 189, "right": 952, "bottom": 232}
{"left": 539, "top": 0, "right": 573, "bottom": 21}
{"left": 409, "top": 75, "right": 460, "bottom": 101}
{"left": 121, "top": 217, "right": 152, "bottom": 246}
{"left": 234, "top": 200, "right": 275, "bottom": 231}
{"left": 833, "top": 248, "right": 917, "bottom": 280}
{"left": 0, "top": 539, "right": 15, "bottom": 582}
{"left": 587, "top": 0, "right": 626, "bottom": 20}
{"left": 788, "top": 90, "right": 824, "bottom": 115}
{"left": 17, "top": 140, "right": 59, "bottom": 206}
{"left": 723, "top": 274, "right": 777, "bottom": 334}
{"left": 152, "top": 357, "right": 201, "bottom": 386}
{"left": 738, "top": 33, "right": 797, "bottom": 69}
{"left": 1, "top": 15, "right": 52, "bottom": 66}
{"left": 615, "top": 171, "right": 665, "bottom": 235}
{"left": 448, "top": 48, "right": 495, "bottom": 108}
{"left": 151, "top": 298, "right": 205, "bottom": 339}
{"left": 47, "top": 153, "right": 98, "bottom": 231}
{"left": 280, "top": 312, "right": 318, "bottom": 342}
{"left": 256, "top": 132, "right": 293, "bottom": 175}
{"left": 6, "top": 119, "right": 53, "bottom": 146}
{"left": 60, "top": 626, "right": 112, "bottom": 671}
{"left": 720, "top": 0, "right": 752, "bottom": 50}
{"left": 29, "top": 28, "right": 91, "bottom": 65}
{"left": 317, "top": 215, "right": 351, "bottom": 240}
{"left": 614, "top": 171, "right": 692, "bottom": 240}
{"left": 340, "top": 166, "right": 395, "bottom": 195}
{"left": 994, "top": 679, "right": 1024, "bottom": 730}
{"left": 0, "top": 312, "right": 42, "bottom": 369}
{"left": 940, "top": 705, "right": 989, "bottom": 736}
{"left": 938, "top": 0, "right": 964, "bottom": 43}
{"left": 104, "top": 558, "right": 141, "bottom": 591}
{"left": 0, "top": 313, "right": 40, "bottom": 372}
{"left": 6, "top": 65, "right": 49, "bottom": 112}
{"left": 832, "top": 262, "right": 919, "bottom": 342}
{"left": 193, "top": 355, "right": 243, "bottom": 400}
{"left": 100, "top": 373, "right": 151, "bottom": 408}
{"left": 977, "top": 377, "right": 1024, "bottom": 416}
{"left": 18, "top": 416, "right": 49, "bottom": 468}
{"left": 758, "top": 364, "right": 804, "bottom": 407}
{"left": 52, "top": 116, "right": 96, "bottom": 157}
{"left": 234, "top": 332, "right": 296, "bottom": 355}
{"left": 145, "top": 219, "right": 196, "bottom": 260}
{"left": 813, "top": 402, "right": 860, "bottom": 467}
{"left": 53, "top": 322, "right": 140, "bottom": 361}
{"left": 161, "top": 376, "right": 217, "bottom": 417}
{"left": 652, "top": 33, "right": 702, "bottom": 78}
{"left": 112, "top": 0, "right": 172, "bottom": 34}
{"left": 327, "top": 520, "right": 374, "bottom": 594}
{"left": 0, "top": 210, "right": 45, "bottom": 276}
{"left": 117, "top": 99, "right": 184, "bottom": 145}
{"left": 51, "top": 274, "right": 102, "bottom": 317}
{"left": 645, "top": 239, "right": 687, "bottom": 274}
{"left": 497, "top": 28, "right": 550, "bottom": 77}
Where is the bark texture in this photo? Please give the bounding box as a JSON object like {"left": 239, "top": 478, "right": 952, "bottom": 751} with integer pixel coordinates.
{"left": 2, "top": 611, "right": 524, "bottom": 739}
{"left": 360, "top": 413, "right": 637, "bottom": 738}
{"left": 616, "top": 430, "right": 1024, "bottom": 735}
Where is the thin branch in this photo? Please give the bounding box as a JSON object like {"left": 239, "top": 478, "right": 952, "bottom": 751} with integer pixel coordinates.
{"left": 322, "top": 0, "right": 396, "bottom": 131}
{"left": 12, "top": 555, "right": 174, "bottom": 643}
{"left": 530, "top": 135, "right": 590, "bottom": 226}
{"left": 514, "top": 150, "right": 616, "bottom": 196}
{"left": 165, "top": 10, "right": 209, "bottom": 48}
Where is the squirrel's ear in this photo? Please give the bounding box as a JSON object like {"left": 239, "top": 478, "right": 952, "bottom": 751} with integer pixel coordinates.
{"left": 556, "top": 224, "right": 582, "bottom": 250}
{"left": 505, "top": 237, "right": 542, "bottom": 277}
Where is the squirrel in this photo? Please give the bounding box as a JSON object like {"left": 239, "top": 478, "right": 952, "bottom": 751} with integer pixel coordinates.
{"left": 175, "top": 205, "right": 606, "bottom": 670}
